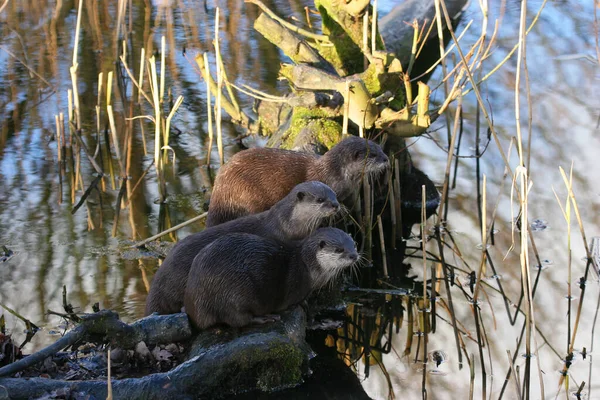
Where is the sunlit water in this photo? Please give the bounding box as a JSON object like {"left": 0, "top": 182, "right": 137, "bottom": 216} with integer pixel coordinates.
{"left": 1, "top": 0, "right": 599, "bottom": 399}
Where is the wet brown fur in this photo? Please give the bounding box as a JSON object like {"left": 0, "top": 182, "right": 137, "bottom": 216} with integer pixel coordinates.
{"left": 206, "top": 136, "right": 388, "bottom": 227}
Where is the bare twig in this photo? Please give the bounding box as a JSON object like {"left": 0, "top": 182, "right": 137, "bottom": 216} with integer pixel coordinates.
{"left": 245, "top": 0, "right": 329, "bottom": 42}
{"left": 133, "top": 212, "right": 208, "bottom": 248}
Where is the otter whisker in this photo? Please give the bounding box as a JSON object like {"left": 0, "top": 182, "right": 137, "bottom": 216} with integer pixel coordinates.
{"left": 337, "top": 204, "right": 351, "bottom": 219}
{"left": 309, "top": 213, "right": 325, "bottom": 232}
{"left": 324, "top": 214, "right": 336, "bottom": 227}
{"left": 330, "top": 266, "right": 346, "bottom": 290}
{"left": 349, "top": 261, "right": 361, "bottom": 282}
{"left": 354, "top": 253, "right": 370, "bottom": 268}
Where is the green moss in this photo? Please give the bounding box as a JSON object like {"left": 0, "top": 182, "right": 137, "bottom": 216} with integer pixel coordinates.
{"left": 293, "top": 106, "right": 332, "bottom": 120}
{"left": 359, "top": 62, "right": 407, "bottom": 110}
{"left": 255, "top": 342, "right": 305, "bottom": 391}
{"left": 313, "top": 1, "right": 387, "bottom": 76}
{"left": 256, "top": 116, "right": 268, "bottom": 136}
{"left": 257, "top": 115, "right": 279, "bottom": 137}
{"left": 279, "top": 63, "right": 294, "bottom": 82}
{"left": 285, "top": 107, "right": 325, "bottom": 147}
{"left": 208, "top": 336, "right": 305, "bottom": 394}
{"left": 281, "top": 107, "right": 342, "bottom": 150}
{"left": 313, "top": 119, "right": 343, "bottom": 149}
{"left": 361, "top": 63, "right": 381, "bottom": 95}
{"left": 314, "top": 3, "right": 364, "bottom": 75}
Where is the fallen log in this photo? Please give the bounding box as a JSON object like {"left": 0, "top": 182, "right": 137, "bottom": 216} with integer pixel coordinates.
{"left": 0, "top": 310, "right": 191, "bottom": 378}
{"left": 0, "top": 332, "right": 305, "bottom": 400}
{"left": 0, "top": 308, "right": 311, "bottom": 400}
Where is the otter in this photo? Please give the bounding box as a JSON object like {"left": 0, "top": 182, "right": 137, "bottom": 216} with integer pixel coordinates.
{"left": 184, "top": 227, "right": 358, "bottom": 329}
{"left": 206, "top": 135, "right": 389, "bottom": 227}
{"left": 145, "top": 181, "right": 340, "bottom": 316}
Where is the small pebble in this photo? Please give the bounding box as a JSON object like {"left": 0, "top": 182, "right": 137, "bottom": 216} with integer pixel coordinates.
{"left": 135, "top": 341, "right": 152, "bottom": 362}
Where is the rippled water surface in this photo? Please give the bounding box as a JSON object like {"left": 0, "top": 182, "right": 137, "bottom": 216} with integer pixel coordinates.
{"left": 1, "top": 0, "right": 600, "bottom": 398}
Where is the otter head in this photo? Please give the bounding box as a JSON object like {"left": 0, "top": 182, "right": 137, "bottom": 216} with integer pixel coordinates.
{"left": 275, "top": 182, "right": 339, "bottom": 239}
{"left": 306, "top": 227, "right": 359, "bottom": 290}
{"left": 292, "top": 181, "right": 340, "bottom": 218}
{"left": 329, "top": 136, "right": 389, "bottom": 179}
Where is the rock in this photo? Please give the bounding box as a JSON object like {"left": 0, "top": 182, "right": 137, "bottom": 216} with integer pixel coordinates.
{"left": 109, "top": 348, "right": 126, "bottom": 363}
{"left": 41, "top": 357, "right": 57, "bottom": 374}
{"left": 150, "top": 348, "right": 172, "bottom": 362}
{"left": 134, "top": 342, "right": 151, "bottom": 363}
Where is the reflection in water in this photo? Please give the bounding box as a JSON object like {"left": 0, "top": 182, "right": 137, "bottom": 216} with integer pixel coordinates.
{"left": 1, "top": 0, "right": 599, "bottom": 398}
{"left": 380, "top": 0, "right": 600, "bottom": 399}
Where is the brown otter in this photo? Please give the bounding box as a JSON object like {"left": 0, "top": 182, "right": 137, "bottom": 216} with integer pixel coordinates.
{"left": 206, "top": 135, "right": 389, "bottom": 227}
{"left": 184, "top": 227, "right": 358, "bottom": 329}
{"left": 145, "top": 181, "right": 340, "bottom": 316}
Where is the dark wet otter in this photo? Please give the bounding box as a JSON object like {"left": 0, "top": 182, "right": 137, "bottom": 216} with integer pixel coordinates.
{"left": 145, "top": 181, "right": 340, "bottom": 316}
{"left": 206, "top": 135, "right": 389, "bottom": 227}
{"left": 184, "top": 227, "right": 358, "bottom": 329}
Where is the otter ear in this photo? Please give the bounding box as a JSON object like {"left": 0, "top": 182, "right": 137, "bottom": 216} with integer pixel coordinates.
{"left": 297, "top": 191, "right": 305, "bottom": 201}
{"left": 319, "top": 240, "right": 326, "bottom": 249}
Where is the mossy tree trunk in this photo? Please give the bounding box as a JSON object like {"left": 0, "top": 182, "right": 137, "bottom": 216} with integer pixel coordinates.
{"left": 199, "top": 0, "right": 460, "bottom": 155}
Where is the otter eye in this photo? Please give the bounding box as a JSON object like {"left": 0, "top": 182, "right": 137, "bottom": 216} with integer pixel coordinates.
{"left": 297, "top": 192, "right": 305, "bottom": 201}
{"left": 354, "top": 150, "right": 362, "bottom": 160}
{"left": 335, "top": 248, "right": 344, "bottom": 254}
{"left": 319, "top": 241, "right": 326, "bottom": 249}
{"left": 317, "top": 197, "right": 325, "bottom": 203}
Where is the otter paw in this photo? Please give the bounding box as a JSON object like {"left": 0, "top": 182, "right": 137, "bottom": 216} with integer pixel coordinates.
{"left": 251, "top": 314, "right": 281, "bottom": 324}
{"left": 264, "top": 314, "right": 282, "bottom": 321}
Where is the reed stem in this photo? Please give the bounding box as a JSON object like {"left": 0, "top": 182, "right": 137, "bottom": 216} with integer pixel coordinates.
{"left": 377, "top": 216, "right": 388, "bottom": 278}
{"left": 214, "top": 7, "right": 224, "bottom": 165}
{"left": 204, "top": 53, "right": 214, "bottom": 166}
{"left": 342, "top": 80, "right": 350, "bottom": 135}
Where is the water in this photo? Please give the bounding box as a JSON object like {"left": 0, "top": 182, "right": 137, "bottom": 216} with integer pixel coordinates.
{"left": 1, "top": 0, "right": 600, "bottom": 399}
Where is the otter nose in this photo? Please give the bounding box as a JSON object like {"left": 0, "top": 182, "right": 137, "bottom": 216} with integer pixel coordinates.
{"left": 349, "top": 252, "right": 359, "bottom": 262}
{"left": 331, "top": 201, "right": 340, "bottom": 212}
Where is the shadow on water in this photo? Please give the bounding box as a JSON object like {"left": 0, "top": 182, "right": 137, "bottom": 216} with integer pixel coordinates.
{"left": 1, "top": 0, "right": 600, "bottom": 399}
